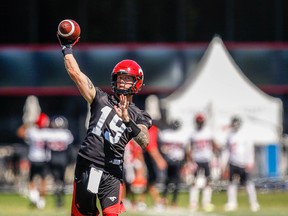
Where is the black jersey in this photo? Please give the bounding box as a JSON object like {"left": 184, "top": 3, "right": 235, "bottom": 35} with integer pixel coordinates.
{"left": 78, "top": 87, "right": 152, "bottom": 179}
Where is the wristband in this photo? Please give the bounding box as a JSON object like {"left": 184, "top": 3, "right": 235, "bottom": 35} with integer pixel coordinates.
{"left": 62, "top": 47, "right": 73, "bottom": 56}
{"left": 124, "top": 119, "right": 141, "bottom": 137}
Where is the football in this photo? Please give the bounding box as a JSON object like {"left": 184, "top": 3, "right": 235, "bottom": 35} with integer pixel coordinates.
{"left": 57, "top": 19, "right": 81, "bottom": 40}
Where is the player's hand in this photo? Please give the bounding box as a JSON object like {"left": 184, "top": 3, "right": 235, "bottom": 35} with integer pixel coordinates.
{"left": 57, "top": 33, "right": 80, "bottom": 49}
{"left": 114, "top": 94, "right": 129, "bottom": 122}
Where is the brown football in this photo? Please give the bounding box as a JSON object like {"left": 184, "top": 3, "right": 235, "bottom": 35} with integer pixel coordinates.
{"left": 57, "top": 19, "right": 81, "bottom": 40}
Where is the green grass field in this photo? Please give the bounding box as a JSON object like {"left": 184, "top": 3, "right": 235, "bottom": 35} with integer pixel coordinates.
{"left": 0, "top": 190, "right": 287, "bottom": 216}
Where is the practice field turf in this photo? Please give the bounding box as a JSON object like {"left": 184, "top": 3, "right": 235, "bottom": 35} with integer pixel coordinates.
{"left": 0, "top": 190, "right": 287, "bottom": 216}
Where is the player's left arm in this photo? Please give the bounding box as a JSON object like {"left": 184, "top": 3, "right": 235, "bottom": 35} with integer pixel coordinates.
{"left": 16, "top": 124, "right": 27, "bottom": 140}
{"left": 132, "top": 124, "right": 150, "bottom": 149}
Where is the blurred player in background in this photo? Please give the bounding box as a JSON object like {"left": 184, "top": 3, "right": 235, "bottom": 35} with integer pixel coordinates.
{"left": 141, "top": 95, "right": 168, "bottom": 210}
{"left": 158, "top": 120, "right": 187, "bottom": 208}
{"left": 186, "top": 113, "right": 218, "bottom": 212}
{"left": 222, "top": 116, "right": 260, "bottom": 212}
{"left": 123, "top": 139, "right": 147, "bottom": 210}
{"left": 47, "top": 115, "right": 74, "bottom": 208}
{"left": 16, "top": 112, "right": 50, "bottom": 209}
{"left": 141, "top": 124, "right": 167, "bottom": 210}
{"left": 57, "top": 30, "right": 151, "bottom": 216}
{"left": 123, "top": 123, "right": 167, "bottom": 211}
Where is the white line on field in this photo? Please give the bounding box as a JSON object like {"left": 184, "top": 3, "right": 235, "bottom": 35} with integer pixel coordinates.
{"left": 125, "top": 207, "right": 223, "bottom": 216}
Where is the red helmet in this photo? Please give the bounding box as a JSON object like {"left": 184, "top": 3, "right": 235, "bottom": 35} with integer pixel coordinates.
{"left": 111, "top": 59, "right": 144, "bottom": 95}
{"left": 195, "top": 113, "right": 206, "bottom": 123}
{"left": 35, "top": 113, "right": 50, "bottom": 128}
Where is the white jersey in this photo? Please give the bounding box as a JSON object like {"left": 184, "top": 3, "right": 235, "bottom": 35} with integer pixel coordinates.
{"left": 189, "top": 127, "right": 214, "bottom": 163}
{"left": 46, "top": 129, "right": 74, "bottom": 151}
{"left": 226, "top": 129, "right": 254, "bottom": 168}
{"left": 25, "top": 127, "right": 74, "bottom": 162}
{"left": 158, "top": 128, "right": 188, "bottom": 163}
{"left": 25, "top": 127, "right": 51, "bottom": 162}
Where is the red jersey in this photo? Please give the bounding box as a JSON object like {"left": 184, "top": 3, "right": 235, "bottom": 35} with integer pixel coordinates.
{"left": 146, "top": 125, "right": 158, "bottom": 152}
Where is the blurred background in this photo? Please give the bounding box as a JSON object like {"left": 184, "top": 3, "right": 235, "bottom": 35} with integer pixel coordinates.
{"left": 1, "top": 0, "right": 288, "bottom": 194}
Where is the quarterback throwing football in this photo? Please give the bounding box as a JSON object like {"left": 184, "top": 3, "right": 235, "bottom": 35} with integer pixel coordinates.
{"left": 57, "top": 24, "right": 152, "bottom": 216}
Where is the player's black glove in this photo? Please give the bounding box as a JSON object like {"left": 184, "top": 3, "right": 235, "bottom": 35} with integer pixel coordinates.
{"left": 57, "top": 33, "right": 80, "bottom": 56}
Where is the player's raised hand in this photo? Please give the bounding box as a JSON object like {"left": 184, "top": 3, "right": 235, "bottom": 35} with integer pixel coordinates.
{"left": 114, "top": 94, "right": 130, "bottom": 122}
{"left": 57, "top": 19, "right": 81, "bottom": 51}
{"left": 57, "top": 34, "right": 80, "bottom": 48}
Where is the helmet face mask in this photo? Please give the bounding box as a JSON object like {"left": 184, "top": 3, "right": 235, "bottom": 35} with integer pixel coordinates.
{"left": 111, "top": 59, "right": 144, "bottom": 95}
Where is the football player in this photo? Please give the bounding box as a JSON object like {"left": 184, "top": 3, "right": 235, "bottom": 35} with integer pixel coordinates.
{"left": 17, "top": 112, "right": 51, "bottom": 209}
{"left": 57, "top": 32, "right": 152, "bottom": 216}
{"left": 186, "top": 113, "right": 218, "bottom": 212}
{"left": 47, "top": 115, "right": 74, "bottom": 208}
{"left": 158, "top": 120, "right": 187, "bottom": 207}
{"left": 222, "top": 116, "right": 260, "bottom": 212}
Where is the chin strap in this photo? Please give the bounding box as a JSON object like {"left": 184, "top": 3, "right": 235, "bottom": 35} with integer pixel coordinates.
{"left": 113, "top": 87, "right": 135, "bottom": 95}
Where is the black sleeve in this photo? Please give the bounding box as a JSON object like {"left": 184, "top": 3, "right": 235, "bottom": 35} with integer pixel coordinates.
{"left": 129, "top": 105, "right": 152, "bottom": 129}
{"left": 137, "top": 110, "right": 152, "bottom": 129}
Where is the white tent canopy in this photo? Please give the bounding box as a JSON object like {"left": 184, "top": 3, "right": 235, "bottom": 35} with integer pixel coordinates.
{"left": 161, "top": 36, "right": 283, "bottom": 145}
